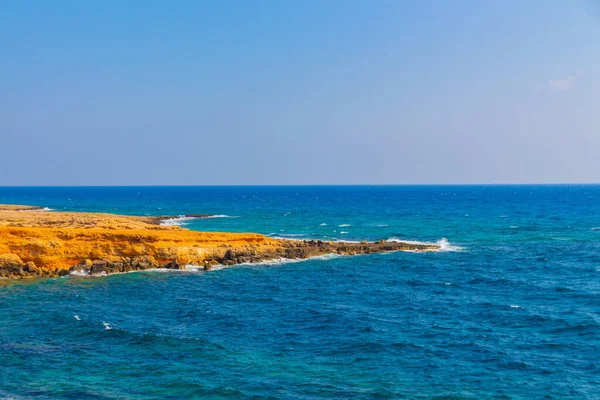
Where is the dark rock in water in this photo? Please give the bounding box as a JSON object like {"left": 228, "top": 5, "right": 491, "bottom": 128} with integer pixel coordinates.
{"left": 70, "top": 263, "right": 90, "bottom": 276}
{"left": 92, "top": 260, "right": 108, "bottom": 267}
{"left": 80, "top": 259, "right": 93, "bottom": 267}
{"left": 24, "top": 261, "right": 38, "bottom": 274}
{"left": 88, "top": 260, "right": 107, "bottom": 276}
{"left": 164, "top": 260, "right": 185, "bottom": 270}
{"left": 223, "top": 250, "right": 234, "bottom": 261}
{"left": 90, "top": 266, "right": 107, "bottom": 276}
{"left": 203, "top": 260, "right": 219, "bottom": 271}
{"left": 131, "top": 256, "right": 157, "bottom": 269}
{"left": 106, "top": 262, "right": 123, "bottom": 273}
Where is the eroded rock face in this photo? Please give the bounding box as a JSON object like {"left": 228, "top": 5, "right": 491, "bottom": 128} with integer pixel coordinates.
{"left": 0, "top": 204, "right": 440, "bottom": 279}
{"left": 0, "top": 253, "right": 25, "bottom": 278}
{"left": 2, "top": 234, "right": 441, "bottom": 279}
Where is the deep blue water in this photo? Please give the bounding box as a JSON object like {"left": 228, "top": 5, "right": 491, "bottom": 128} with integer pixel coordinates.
{"left": 0, "top": 186, "right": 599, "bottom": 399}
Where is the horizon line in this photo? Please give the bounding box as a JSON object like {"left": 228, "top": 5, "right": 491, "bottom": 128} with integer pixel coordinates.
{"left": 1, "top": 183, "right": 600, "bottom": 188}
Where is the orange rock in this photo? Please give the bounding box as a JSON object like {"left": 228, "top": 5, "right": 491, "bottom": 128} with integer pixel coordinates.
{"left": 0, "top": 205, "right": 439, "bottom": 279}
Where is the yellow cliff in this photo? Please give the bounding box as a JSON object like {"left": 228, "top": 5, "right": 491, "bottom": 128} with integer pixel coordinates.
{"left": 0, "top": 205, "right": 439, "bottom": 279}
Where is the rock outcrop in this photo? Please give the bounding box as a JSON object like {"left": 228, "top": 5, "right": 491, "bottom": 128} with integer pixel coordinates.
{"left": 0, "top": 205, "right": 439, "bottom": 279}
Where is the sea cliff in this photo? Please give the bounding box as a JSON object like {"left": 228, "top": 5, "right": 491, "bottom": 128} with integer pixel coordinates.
{"left": 0, "top": 205, "right": 439, "bottom": 279}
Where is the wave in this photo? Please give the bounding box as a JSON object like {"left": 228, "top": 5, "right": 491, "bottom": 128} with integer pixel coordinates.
{"left": 160, "top": 214, "right": 239, "bottom": 226}
{"left": 69, "top": 269, "right": 91, "bottom": 277}
{"left": 386, "top": 237, "right": 464, "bottom": 252}
{"left": 266, "top": 233, "right": 307, "bottom": 240}
{"left": 319, "top": 223, "right": 327, "bottom": 226}
{"left": 339, "top": 224, "right": 351, "bottom": 227}
{"left": 160, "top": 216, "right": 197, "bottom": 226}
{"left": 267, "top": 234, "right": 464, "bottom": 253}
{"left": 591, "top": 227, "right": 600, "bottom": 231}
{"left": 185, "top": 254, "right": 343, "bottom": 272}
{"left": 24, "top": 206, "right": 54, "bottom": 212}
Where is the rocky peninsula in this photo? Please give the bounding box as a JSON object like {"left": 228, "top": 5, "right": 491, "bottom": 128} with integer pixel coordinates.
{"left": 0, "top": 205, "right": 439, "bottom": 279}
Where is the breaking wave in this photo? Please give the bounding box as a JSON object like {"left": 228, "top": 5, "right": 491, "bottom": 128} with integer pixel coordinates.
{"left": 185, "top": 254, "right": 342, "bottom": 272}
{"left": 386, "top": 237, "right": 464, "bottom": 252}
{"left": 160, "top": 216, "right": 196, "bottom": 226}
{"left": 160, "top": 214, "right": 239, "bottom": 226}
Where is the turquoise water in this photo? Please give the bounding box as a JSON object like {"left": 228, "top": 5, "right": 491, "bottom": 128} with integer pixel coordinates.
{"left": 0, "top": 186, "right": 599, "bottom": 399}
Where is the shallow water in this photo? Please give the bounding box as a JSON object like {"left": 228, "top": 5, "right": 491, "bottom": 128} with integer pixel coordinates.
{"left": 0, "top": 186, "right": 599, "bottom": 399}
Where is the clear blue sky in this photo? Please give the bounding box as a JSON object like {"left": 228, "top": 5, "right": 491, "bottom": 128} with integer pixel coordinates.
{"left": 1, "top": 0, "right": 599, "bottom": 185}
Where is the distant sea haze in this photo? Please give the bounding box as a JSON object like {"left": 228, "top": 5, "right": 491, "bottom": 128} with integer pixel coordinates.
{"left": 0, "top": 185, "right": 599, "bottom": 398}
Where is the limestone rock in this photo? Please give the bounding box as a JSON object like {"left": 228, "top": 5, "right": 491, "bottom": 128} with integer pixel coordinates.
{"left": 0, "top": 253, "right": 25, "bottom": 278}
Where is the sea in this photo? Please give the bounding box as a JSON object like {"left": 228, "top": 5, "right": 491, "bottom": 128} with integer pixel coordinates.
{"left": 0, "top": 186, "right": 598, "bottom": 399}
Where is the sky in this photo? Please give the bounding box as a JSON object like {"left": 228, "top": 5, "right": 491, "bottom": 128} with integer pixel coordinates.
{"left": 1, "top": 0, "right": 599, "bottom": 185}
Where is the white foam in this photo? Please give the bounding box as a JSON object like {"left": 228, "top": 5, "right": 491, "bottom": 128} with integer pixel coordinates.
{"left": 319, "top": 223, "right": 327, "bottom": 226}
{"left": 74, "top": 315, "right": 81, "bottom": 321}
{"left": 510, "top": 305, "right": 520, "bottom": 309}
{"left": 267, "top": 235, "right": 303, "bottom": 241}
{"left": 69, "top": 270, "right": 89, "bottom": 277}
{"left": 510, "top": 226, "right": 519, "bottom": 229}
{"left": 102, "top": 322, "right": 112, "bottom": 330}
{"left": 185, "top": 254, "right": 343, "bottom": 272}
{"left": 340, "top": 231, "right": 349, "bottom": 234}
{"left": 339, "top": 224, "right": 351, "bottom": 227}
{"left": 160, "top": 216, "right": 196, "bottom": 226}
{"left": 161, "top": 214, "right": 238, "bottom": 226}
{"left": 386, "top": 237, "right": 464, "bottom": 252}
{"left": 267, "top": 233, "right": 307, "bottom": 240}
{"left": 22, "top": 206, "right": 54, "bottom": 212}
{"left": 241, "top": 253, "right": 342, "bottom": 266}
{"left": 184, "top": 265, "right": 205, "bottom": 272}
{"left": 376, "top": 224, "right": 388, "bottom": 227}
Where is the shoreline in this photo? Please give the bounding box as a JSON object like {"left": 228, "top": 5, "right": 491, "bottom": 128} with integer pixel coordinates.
{"left": 0, "top": 204, "right": 440, "bottom": 279}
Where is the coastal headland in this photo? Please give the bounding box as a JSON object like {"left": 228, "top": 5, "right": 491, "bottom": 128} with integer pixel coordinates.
{"left": 0, "top": 205, "right": 439, "bottom": 279}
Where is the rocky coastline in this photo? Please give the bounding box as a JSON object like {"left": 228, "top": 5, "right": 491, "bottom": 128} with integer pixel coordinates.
{"left": 0, "top": 204, "right": 439, "bottom": 279}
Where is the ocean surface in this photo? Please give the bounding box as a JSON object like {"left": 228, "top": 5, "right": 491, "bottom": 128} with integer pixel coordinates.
{"left": 0, "top": 185, "right": 599, "bottom": 399}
